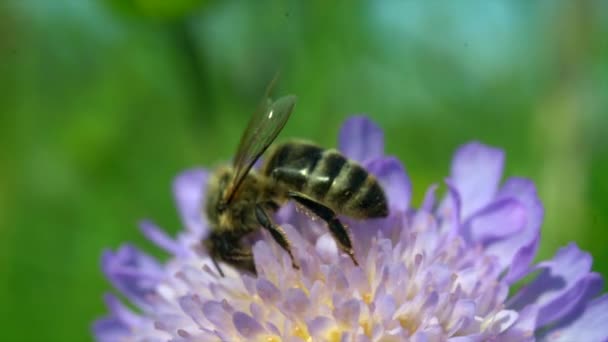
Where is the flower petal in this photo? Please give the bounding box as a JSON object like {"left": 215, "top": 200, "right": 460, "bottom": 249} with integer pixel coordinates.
{"left": 374, "top": 294, "right": 397, "bottom": 323}
{"left": 488, "top": 310, "right": 519, "bottom": 334}
{"left": 93, "top": 294, "right": 138, "bottom": 342}
{"left": 484, "top": 178, "right": 543, "bottom": 270}
{"left": 508, "top": 244, "right": 603, "bottom": 327}
{"left": 421, "top": 184, "right": 438, "bottom": 213}
{"left": 139, "top": 220, "right": 185, "bottom": 256}
{"left": 179, "top": 295, "right": 207, "bottom": 329}
{"left": 333, "top": 298, "right": 361, "bottom": 328}
{"left": 449, "top": 142, "right": 505, "bottom": 219}
{"left": 283, "top": 288, "right": 310, "bottom": 315}
{"left": 540, "top": 294, "right": 608, "bottom": 342}
{"left": 101, "top": 245, "right": 163, "bottom": 310}
{"left": 307, "top": 316, "right": 335, "bottom": 339}
{"left": 315, "top": 233, "right": 339, "bottom": 264}
{"left": 448, "top": 336, "right": 484, "bottom": 342}
{"left": 499, "top": 304, "right": 537, "bottom": 342}
{"left": 503, "top": 233, "right": 540, "bottom": 284}
{"left": 203, "top": 300, "right": 233, "bottom": 332}
{"left": 93, "top": 294, "right": 164, "bottom": 342}
{"left": 437, "top": 180, "right": 462, "bottom": 235}
{"left": 173, "top": 168, "right": 208, "bottom": 236}
{"left": 338, "top": 116, "right": 384, "bottom": 163}
{"left": 233, "top": 311, "right": 265, "bottom": 338}
{"left": 365, "top": 156, "right": 412, "bottom": 212}
{"left": 92, "top": 317, "right": 129, "bottom": 342}
{"left": 537, "top": 273, "right": 603, "bottom": 327}
{"left": 256, "top": 278, "right": 282, "bottom": 304}
{"left": 463, "top": 198, "right": 527, "bottom": 245}
{"left": 103, "top": 293, "right": 141, "bottom": 327}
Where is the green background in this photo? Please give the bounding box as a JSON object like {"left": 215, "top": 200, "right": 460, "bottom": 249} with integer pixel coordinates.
{"left": 1, "top": 1, "right": 607, "bottom": 341}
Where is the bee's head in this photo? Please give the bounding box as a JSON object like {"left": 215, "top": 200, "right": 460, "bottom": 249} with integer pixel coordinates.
{"left": 205, "top": 167, "right": 234, "bottom": 226}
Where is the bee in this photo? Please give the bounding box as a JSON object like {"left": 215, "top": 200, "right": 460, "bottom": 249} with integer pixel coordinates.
{"left": 204, "top": 81, "right": 388, "bottom": 276}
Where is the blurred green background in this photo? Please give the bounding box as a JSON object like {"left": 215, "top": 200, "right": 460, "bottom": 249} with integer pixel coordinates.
{"left": 1, "top": 1, "right": 607, "bottom": 341}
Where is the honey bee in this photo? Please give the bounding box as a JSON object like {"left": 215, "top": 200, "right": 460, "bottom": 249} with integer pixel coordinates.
{"left": 204, "top": 81, "right": 388, "bottom": 276}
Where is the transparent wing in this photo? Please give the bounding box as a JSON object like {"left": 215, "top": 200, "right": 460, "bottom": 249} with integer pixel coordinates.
{"left": 223, "top": 90, "right": 296, "bottom": 204}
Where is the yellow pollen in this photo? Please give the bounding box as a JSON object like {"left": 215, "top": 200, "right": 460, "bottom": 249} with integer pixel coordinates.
{"left": 295, "top": 283, "right": 310, "bottom": 296}
{"left": 360, "top": 319, "right": 372, "bottom": 337}
{"left": 263, "top": 335, "right": 281, "bottom": 342}
{"left": 399, "top": 315, "right": 419, "bottom": 334}
{"left": 326, "top": 328, "right": 342, "bottom": 342}
{"left": 293, "top": 324, "right": 312, "bottom": 342}
{"left": 363, "top": 292, "right": 373, "bottom": 304}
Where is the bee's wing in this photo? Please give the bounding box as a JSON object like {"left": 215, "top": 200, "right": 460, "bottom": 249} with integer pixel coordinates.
{"left": 223, "top": 88, "right": 296, "bottom": 204}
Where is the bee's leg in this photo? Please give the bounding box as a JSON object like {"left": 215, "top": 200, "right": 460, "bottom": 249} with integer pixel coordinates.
{"left": 254, "top": 204, "right": 300, "bottom": 270}
{"left": 287, "top": 191, "right": 358, "bottom": 266}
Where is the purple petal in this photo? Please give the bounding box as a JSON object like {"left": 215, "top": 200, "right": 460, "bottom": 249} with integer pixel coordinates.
{"left": 448, "top": 337, "right": 484, "bottom": 342}
{"left": 541, "top": 295, "right": 608, "bottom": 342}
{"left": 484, "top": 178, "right": 543, "bottom": 270}
{"left": 327, "top": 265, "right": 349, "bottom": 291}
{"left": 265, "top": 322, "right": 280, "bottom": 336}
{"left": 421, "top": 184, "right": 438, "bottom": 213}
{"left": 365, "top": 156, "right": 412, "bottom": 212}
{"left": 139, "top": 220, "right": 184, "bottom": 256}
{"left": 333, "top": 298, "right": 361, "bottom": 327}
{"left": 249, "top": 302, "right": 264, "bottom": 321}
{"left": 503, "top": 232, "right": 540, "bottom": 284}
{"left": 488, "top": 310, "right": 519, "bottom": 334}
{"left": 173, "top": 169, "right": 208, "bottom": 236}
{"left": 241, "top": 274, "right": 256, "bottom": 296}
{"left": 537, "top": 273, "right": 603, "bottom": 327}
{"left": 103, "top": 294, "right": 141, "bottom": 326}
{"left": 338, "top": 116, "right": 384, "bottom": 163}
{"left": 463, "top": 198, "right": 526, "bottom": 245}
{"left": 233, "top": 311, "right": 265, "bottom": 338}
{"left": 178, "top": 295, "right": 206, "bottom": 328}
{"left": 374, "top": 294, "right": 397, "bottom": 322}
{"left": 101, "top": 245, "right": 163, "bottom": 310}
{"left": 315, "top": 233, "right": 339, "bottom": 264}
{"left": 94, "top": 294, "right": 147, "bottom": 341}
{"left": 508, "top": 244, "right": 603, "bottom": 327}
{"left": 202, "top": 300, "right": 232, "bottom": 331}
{"left": 499, "top": 304, "right": 538, "bottom": 342}
{"left": 437, "top": 180, "right": 462, "bottom": 235}
{"left": 449, "top": 299, "right": 476, "bottom": 334}
{"left": 449, "top": 142, "right": 505, "bottom": 219}
{"left": 307, "top": 316, "right": 335, "bottom": 339}
{"left": 256, "top": 278, "right": 281, "bottom": 304}
{"left": 93, "top": 295, "right": 139, "bottom": 341}
{"left": 92, "top": 317, "right": 129, "bottom": 342}
{"left": 283, "top": 288, "right": 310, "bottom": 314}
{"left": 253, "top": 241, "right": 281, "bottom": 276}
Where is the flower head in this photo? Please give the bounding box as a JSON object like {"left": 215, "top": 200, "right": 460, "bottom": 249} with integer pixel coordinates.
{"left": 95, "top": 116, "right": 608, "bottom": 341}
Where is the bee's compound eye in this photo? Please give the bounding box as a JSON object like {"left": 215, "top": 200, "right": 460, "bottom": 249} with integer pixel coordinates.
{"left": 217, "top": 202, "right": 227, "bottom": 213}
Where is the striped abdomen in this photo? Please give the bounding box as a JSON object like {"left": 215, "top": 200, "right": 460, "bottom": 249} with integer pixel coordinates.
{"left": 262, "top": 141, "right": 388, "bottom": 219}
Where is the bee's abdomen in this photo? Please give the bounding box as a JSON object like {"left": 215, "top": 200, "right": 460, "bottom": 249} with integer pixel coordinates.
{"left": 314, "top": 151, "right": 387, "bottom": 218}
{"left": 265, "top": 142, "right": 388, "bottom": 219}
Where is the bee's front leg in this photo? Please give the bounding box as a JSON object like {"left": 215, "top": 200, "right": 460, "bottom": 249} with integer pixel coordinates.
{"left": 255, "top": 204, "right": 300, "bottom": 270}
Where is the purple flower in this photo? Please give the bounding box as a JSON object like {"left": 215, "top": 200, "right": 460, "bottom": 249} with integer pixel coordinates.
{"left": 94, "top": 116, "right": 608, "bottom": 342}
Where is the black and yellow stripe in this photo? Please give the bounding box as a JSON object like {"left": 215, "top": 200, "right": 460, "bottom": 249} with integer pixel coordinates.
{"left": 264, "top": 141, "right": 388, "bottom": 218}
